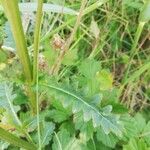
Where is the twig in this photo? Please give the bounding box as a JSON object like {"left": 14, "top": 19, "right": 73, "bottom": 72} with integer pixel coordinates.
{"left": 49, "top": 0, "right": 87, "bottom": 75}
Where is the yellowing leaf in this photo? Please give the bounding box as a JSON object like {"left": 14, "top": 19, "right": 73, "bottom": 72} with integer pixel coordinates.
{"left": 96, "top": 70, "right": 113, "bottom": 90}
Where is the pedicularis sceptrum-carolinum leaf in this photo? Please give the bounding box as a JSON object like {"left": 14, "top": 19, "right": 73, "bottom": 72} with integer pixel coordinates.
{"left": 0, "top": 82, "right": 21, "bottom": 126}
{"left": 41, "top": 82, "right": 122, "bottom": 137}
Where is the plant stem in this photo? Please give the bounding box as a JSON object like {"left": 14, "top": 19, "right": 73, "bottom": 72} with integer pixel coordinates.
{"left": 33, "top": 0, "right": 43, "bottom": 149}
{"left": 0, "top": 0, "right": 32, "bottom": 81}
{"left": 123, "top": 22, "right": 145, "bottom": 83}
{"left": 0, "top": 0, "right": 37, "bottom": 114}
{"left": 0, "top": 127, "right": 36, "bottom": 150}
{"left": 50, "top": 0, "right": 87, "bottom": 75}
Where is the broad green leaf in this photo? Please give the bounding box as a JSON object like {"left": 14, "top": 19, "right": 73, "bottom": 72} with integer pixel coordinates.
{"left": 41, "top": 82, "right": 122, "bottom": 136}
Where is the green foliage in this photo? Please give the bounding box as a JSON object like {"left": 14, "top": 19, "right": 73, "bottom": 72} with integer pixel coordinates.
{"left": 0, "top": 0, "right": 150, "bottom": 149}
{"left": 42, "top": 81, "right": 122, "bottom": 137}
{"left": 123, "top": 138, "right": 150, "bottom": 150}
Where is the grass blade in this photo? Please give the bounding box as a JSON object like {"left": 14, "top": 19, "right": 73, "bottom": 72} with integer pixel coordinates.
{"left": 0, "top": 127, "right": 36, "bottom": 150}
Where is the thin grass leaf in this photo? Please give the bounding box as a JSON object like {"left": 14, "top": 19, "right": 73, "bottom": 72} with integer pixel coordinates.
{"left": 0, "top": 127, "right": 36, "bottom": 150}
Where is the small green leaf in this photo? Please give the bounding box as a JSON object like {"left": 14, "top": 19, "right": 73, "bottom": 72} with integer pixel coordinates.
{"left": 96, "top": 70, "right": 113, "bottom": 91}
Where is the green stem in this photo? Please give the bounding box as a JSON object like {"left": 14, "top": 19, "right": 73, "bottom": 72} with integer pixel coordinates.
{"left": 123, "top": 22, "right": 145, "bottom": 83}
{"left": 33, "top": 0, "right": 43, "bottom": 149}
{"left": 0, "top": 127, "right": 36, "bottom": 150}
{"left": 0, "top": 0, "right": 37, "bottom": 114}
{"left": 0, "top": 0, "right": 32, "bottom": 81}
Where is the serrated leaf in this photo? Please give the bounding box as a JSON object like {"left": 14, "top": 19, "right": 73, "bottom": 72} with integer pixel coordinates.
{"left": 0, "top": 82, "right": 21, "bottom": 126}
{"left": 74, "top": 113, "right": 94, "bottom": 141}
{"left": 41, "top": 122, "right": 55, "bottom": 147}
{"left": 41, "top": 82, "right": 122, "bottom": 136}
{"left": 52, "top": 129, "right": 82, "bottom": 150}
{"left": 96, "top": 128, "right": 119, "bottom": 148}
{"left": 47, "top": 109, "right": 70, "bottom": 123}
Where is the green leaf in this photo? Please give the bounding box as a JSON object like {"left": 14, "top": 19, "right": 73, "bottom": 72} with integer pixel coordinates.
{"left": 62, "top": 48, "right": 78, "bottom": 66}
{"left": 0, "top": 82, "right": 21, "bottom": 126}
{"left": 52, "top": 129, "right": 82, "bottom": 150}
{"left": 134, "top": 113, "right": 146, "bottom": 134}
{"left": 121, "top": 115, "right": 139, "bottom": 141}
{"left": 41, "top": 122, "right": 55, "bottom": 147}
{"left": 142, "top": 121, "right": 150, "bottom": 146}
{"left": 47, "top": 109, "right": 70, "bottom": 123}
{"left": 41, "top": 82, "right": 122, "bottom": 137}
{"left": 78, "top": 59, "right": 101, "bottom": 79}
{"left": 96, "top": 128, "right": 119, "bottom": 148}
{"left": 74, "top": 112, "right": 94, "bottom": 141}
{"left": 0, "top": 127, "right": 36, "bottom": 150}
{"left": 0, "top": 140, "right": 9, "bottom": 150}
{"left": 123, "top": 138, "right": 149, "bottom": 150}
{"left": 96, "top": 69, "right": 113, "bottom": 91}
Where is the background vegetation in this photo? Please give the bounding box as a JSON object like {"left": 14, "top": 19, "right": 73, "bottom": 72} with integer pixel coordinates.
{"left": 0, "top": 0, "right": 150, "bottom": 149}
